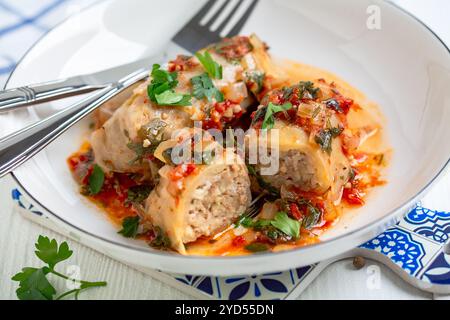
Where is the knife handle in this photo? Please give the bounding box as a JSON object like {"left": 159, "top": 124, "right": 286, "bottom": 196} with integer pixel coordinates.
{"left": 0, "top": 69, "right": 149, "bottom": 178}
{"left": 0, "top": 79, "right": 106, "bottom": 113}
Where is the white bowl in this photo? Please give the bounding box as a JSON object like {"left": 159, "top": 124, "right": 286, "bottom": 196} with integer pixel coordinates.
{"left": 4, "top": 0, "right": 450, "bottom": 275}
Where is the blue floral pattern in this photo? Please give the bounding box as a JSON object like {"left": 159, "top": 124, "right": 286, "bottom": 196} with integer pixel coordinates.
{"left": 361, "top": 229, "right": 425, "bottom": 275}
{"left": 402, "top": 206, "right": 450, "bottom": 244}
{"left": 224, "top": 273, "right": 288, "bottom": 300}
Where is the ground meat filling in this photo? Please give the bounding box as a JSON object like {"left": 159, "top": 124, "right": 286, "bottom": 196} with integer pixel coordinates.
{"left": 183, "top": 165, "right": 251, "bottom": 243}
{"left": 261, "top": 150, "right": 321, "bottom": 192}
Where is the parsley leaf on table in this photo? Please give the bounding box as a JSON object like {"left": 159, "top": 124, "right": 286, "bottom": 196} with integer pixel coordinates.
{"left": 195, "top": 51, "right": 223, "bottom": 79}
{"left": 11, "top": 235, "right": 107, "bottom": 300}
{"left": 12, "top": 267, "right": 56, "bottom": 300}
{"left": 35, "top": 235, "right": 73, "bottom": 269}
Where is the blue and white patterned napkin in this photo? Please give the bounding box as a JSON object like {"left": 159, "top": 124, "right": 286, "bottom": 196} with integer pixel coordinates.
{"left": 0, "top": 0, "right": 97, "bottom": 87}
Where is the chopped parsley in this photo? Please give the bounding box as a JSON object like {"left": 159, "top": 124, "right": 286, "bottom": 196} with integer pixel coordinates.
{"left": 128, "top": 119, "right": 168, "bottom": 164}
{"left": 314, "top": 127, "right": 343, "bottom": 154}
{"left": 245, "top": 243, "right": 269, "bottom": 253}
{"left": 191, "top": 73, "right": 224, "bottom": 102}
{"left": 324, "top": 98, "right": 343, "bottom": 113}
{"left": 234, "top": 214, "right": 255, "bottom": 228}
{"left": 127, "top": 141, "right": 154, "bottom": 165}
{"left": 138, "top": 119, "right": 167, "bottom": 144}
{"left": 88, "top": 164, "right": 104, "bottom": 195}
{"left": 270, "top": 212, "right": 301, "bottom": 239}
{"left": 155, "top": 90, "right": 191, "bottom": 106}
{"left": 298, "top": 81, "right": 320, "bottom": 99}
{"left": 118, "top": 216, "right": 140, "bottom": 238}
{"left": 245, "top": 70, "right": 265, "bottom": 93}
{"left": 150, "top": 226, "right": 171, "bottom": 249}
{"left": 252, "top": 102, "right": 293, "bottom": 130}
{"left": 147, "top": 64, "right": 191, "bottom": 106}
{"left": 301, "top": 204, "right": 322, "bottom": 230}
{"left": 195, "top": 51, "right": 223, "bottom": 79}
{"left": 126, "top": 185, "right": 152, "bottom": 205}
{"left": 235, "top": 211, "right": 301, "bottom": 240}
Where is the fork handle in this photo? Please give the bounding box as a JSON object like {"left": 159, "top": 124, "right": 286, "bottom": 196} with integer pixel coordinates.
{"left": 0, "top": 69, "right": 148, "bottom": 178}
{"left": 0, "top": 79, "right": 106, "bottom": 113}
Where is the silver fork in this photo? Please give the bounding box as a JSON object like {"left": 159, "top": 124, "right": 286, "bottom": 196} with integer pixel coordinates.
{"left": 0, "top": 0, "right": 260, "bottom": 177}
{"left": 0, "top": 0, "right": 259, "bottom": 113}
{"left": 212, "top": 192, "right": 267, "bottom": 240}
{"left": 173, "top": 0, "right": 259, "bottom": 53}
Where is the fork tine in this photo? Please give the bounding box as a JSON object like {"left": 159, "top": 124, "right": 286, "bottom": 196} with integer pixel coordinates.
{"left": 215, "top": 0, "right": 244, "bottom": 35}
{"left": 203, "top": 0, "right": 230, "bottom": 28}
{"left": 190, "top": 0, "right": 218, "bottom": 24}
{"left": 226, "top": 0, "right": 259, "bottom": 37}
{"left": 172, "top": 0, "right": 222, "bottom": 53}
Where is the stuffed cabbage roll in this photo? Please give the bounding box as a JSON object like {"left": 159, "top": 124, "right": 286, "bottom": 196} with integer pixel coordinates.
{"left": 144, "top": 130, "right": 251, "bottom": 254}
{"left": 248, "top": 81, "right": 354, "bottom": 203}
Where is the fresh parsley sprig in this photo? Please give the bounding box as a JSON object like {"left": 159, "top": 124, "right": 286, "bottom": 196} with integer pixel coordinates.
{"left": 118, "top": 217, "right": 171, "bottom": 249}
{"left": 12, "top": 236, "right": 107, "bottom": 300}
{"left": 195, "top": 51, "right": 223, "bottom": 79}
{"left": 88, "top": 164, "right": 105, "bottom": 195}
{"left": 191, "top": 73, "right": 224, "bottom": 103}
{"left": 147, "top": 64, "right": 191, "bottom": 106}
{"left": 271, "top": 212, "right": 301, "bottom": 239}
{"left": 252, "top": 102, "right": 293, "bottom": 130}
{"left": 118, "top": 216, "right": 141, "bottom": 238}
{"left": 314, "top": 127, "right": 343, "bottom": 154}
{"left": 235, "top": 211, "right": 301, "bottom": 239}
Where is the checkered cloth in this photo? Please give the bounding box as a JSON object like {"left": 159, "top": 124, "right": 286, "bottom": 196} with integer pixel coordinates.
{"left": 0, "top": 0, "right": 97, "bottom": 88}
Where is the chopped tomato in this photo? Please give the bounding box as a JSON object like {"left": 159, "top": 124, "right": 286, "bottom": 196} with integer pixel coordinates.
{"left": 335, "top": 97, "right": 354, "bottom": 114}
{"left": 289, "top": 203, "right": 303, "bottom": 220}
{"left": 232, "top": 236, "right": 246, "bottom": 247}
{"left": 202, "top": 100, "right": 242, "bottom": 131}
{"left": 169, "top": 164, "right": 197, "bottom": 181}
{"left": 168, "top": 55, "right": 197, "bottom": 72}
{"left": 81, "top": 165, "right": 93, "bottom": 185}
{"left": 343, "top": 187, "right": 365, "bottom": 206}
{"left": 214, "top": 36, "right": 253, "bottom": 60}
